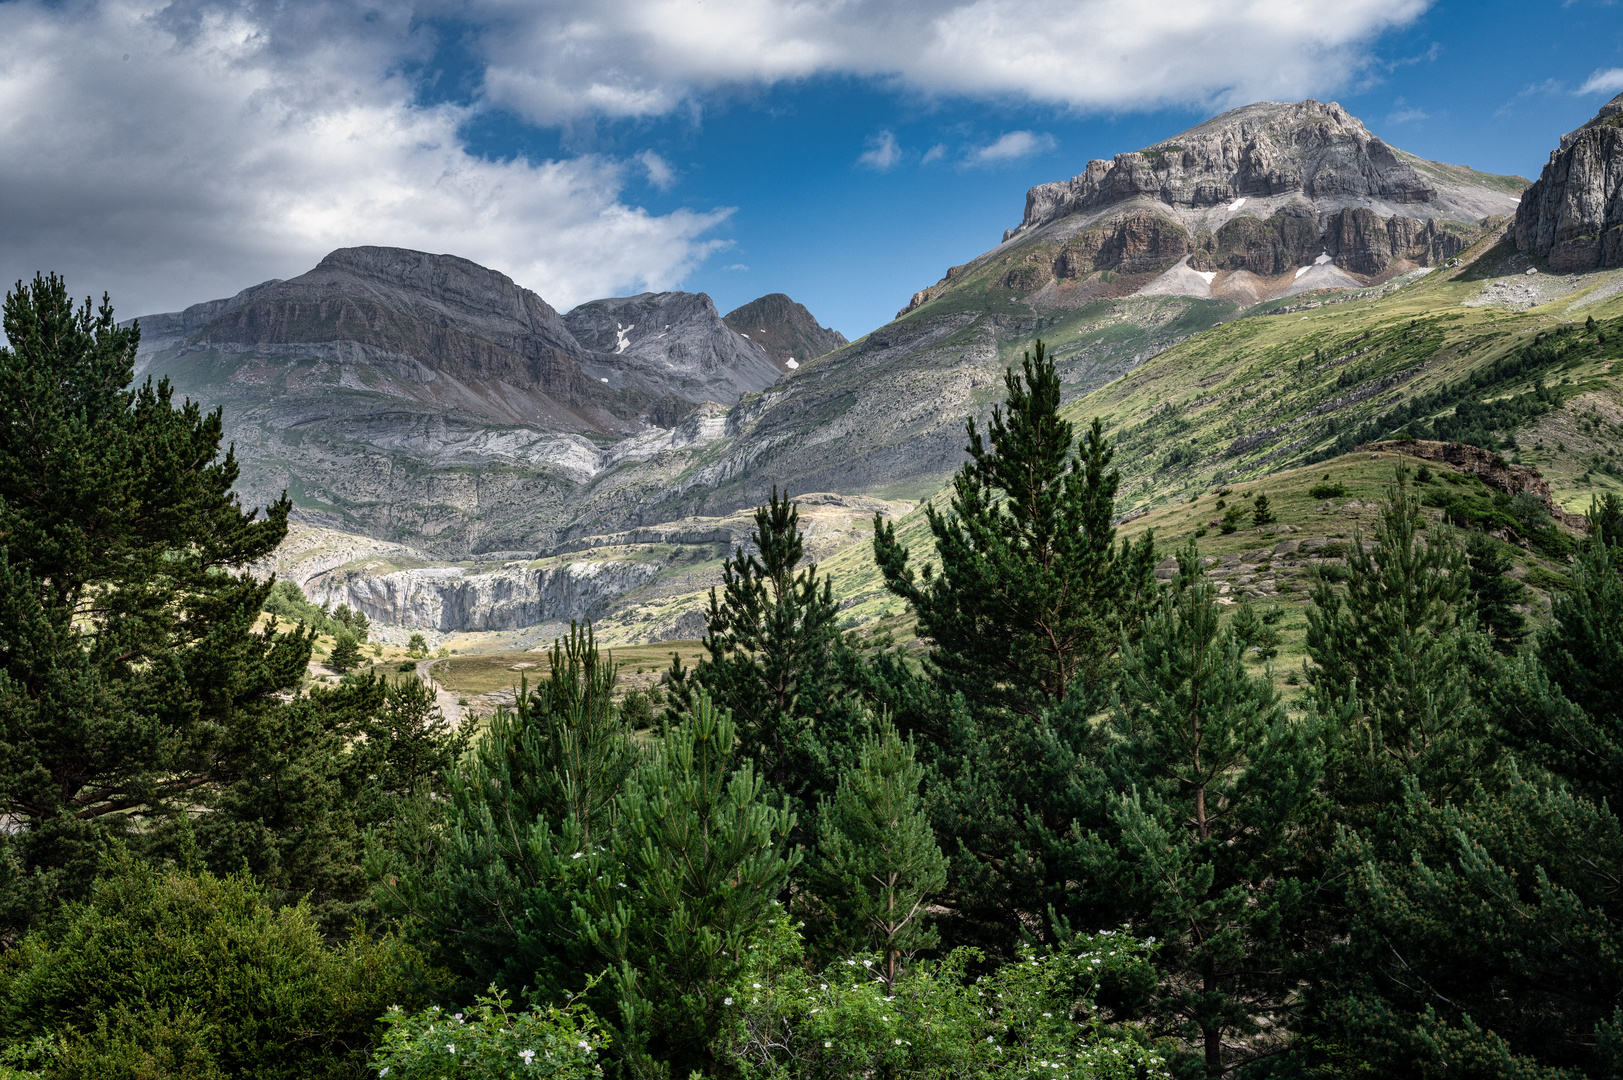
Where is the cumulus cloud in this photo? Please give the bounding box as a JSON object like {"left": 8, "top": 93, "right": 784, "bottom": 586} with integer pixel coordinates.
{"left": 469, "top": 0, "right": 1434, "bottom": 123}
{"left": 0, "top": 0, "right": 730, "bottom": 317}
{"left": 858, "top": 130, "right": 903, "bottom": 170}
{"left": 636, "top": 150, "right": 679, "bottom": 190}
{"left": 1579, "top": 68, "right": 1623, "bottom": 96}
{"left": 970, "top": 131, "right": 1057, "bottom": 164}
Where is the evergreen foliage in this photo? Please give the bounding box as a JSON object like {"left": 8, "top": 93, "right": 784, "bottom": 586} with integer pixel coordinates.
{"left": 1465, "top": 532, "right": 1529, "bottom": 655}
{"left": 328, "top": 629, "right": 362, "bottom": 672}
{"left": 0, "top": 275, "right": 309, "bottom": 934}
{"left": 873, "top": 339, "right": 1156, "bottom": 722}
{"left": 696, "top": 489, "right": 860, "bottom": 821}
{"left": 0, "top": 852, "right": 422, "bottom": 1080}
{"left": 811, "top": 718, "right": 948, "bottom": 987}
{"left": 1100, "top": 547, "right": 1321, "bottom": 1075}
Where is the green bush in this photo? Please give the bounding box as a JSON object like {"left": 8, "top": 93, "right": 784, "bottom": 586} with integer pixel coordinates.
{"left": 724, "top": 922, "right": 1168, "bottom": 1080}
{"left": 1220, "top": 505, "right": 1248, "bottom": 535}
{"left": 0, "top": 855, "right": 425, "bottom": 1079}
{"left": 370, "top": 985, "right": 608, "bottom": 1080}
{"left": 1308, "top": 482, "right": 1346, "bottom": 500}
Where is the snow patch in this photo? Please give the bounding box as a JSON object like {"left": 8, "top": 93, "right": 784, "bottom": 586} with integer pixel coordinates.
{"left": 1294, "top": 266, "right": 1309, "bottom": 279}
{"left": 1196, "top": 270, "right": 1216, "bottom": 284}
{"left": 599, "top": 377, "right": 609, "bottom": 383}
{"left": 1314, "top": 251, "right": 1333, "bottom": 265}
{"left": 786, "top": 358, "right": 799, "bottom": 369}
{"left": 1226, "top": 198, "right": 1246, "bottom": 211}
{"left": 614, "top": 322, "right": 635, "bottom": 354}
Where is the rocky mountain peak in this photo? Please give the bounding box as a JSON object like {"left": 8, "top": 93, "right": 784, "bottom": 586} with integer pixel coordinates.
{"left": 1515, "top": 94, "right": 1623, "bottom": 272}
{"left": 722, "top": 293, "right": 849, "bottom": 371}
{"left": 562, "top": 291, "right": 782, "bottom": 404}
{"left": 1011, "top": 99, "right": 1500, "bottom": 238}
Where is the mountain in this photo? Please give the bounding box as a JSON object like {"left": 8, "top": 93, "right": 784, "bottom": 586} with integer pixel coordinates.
{"left": 722, "top": 294, "right": 849, "bottom": 371}
{"left": 1516, "top": 92, "right": 1623, "bottom": 271}
{"left": 131, "top": 247, "right": 816, "bottom": 556}
{"left": 562, "top": 291, "right": 780, "bottom": 408}
{"left": 600, "top": 100, "right": 1527, "bottom": 527}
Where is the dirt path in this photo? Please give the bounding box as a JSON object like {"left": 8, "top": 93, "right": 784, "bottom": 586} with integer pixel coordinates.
{"left": 416, "top": 658, "right": 464, "bottom": 727}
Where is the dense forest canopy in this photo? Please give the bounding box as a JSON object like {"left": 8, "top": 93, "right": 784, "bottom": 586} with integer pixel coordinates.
{"left": 0, "top": 276, "right": 1620, "bottom": 1079}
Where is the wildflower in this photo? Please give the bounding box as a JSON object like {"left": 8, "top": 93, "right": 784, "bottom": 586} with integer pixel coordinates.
{"left": 1042, "top": 1012, "right": 1052, "bottom": 1018}
{"left": 454, "top": 1013, "right": 464, "bottom": 1022}
{"left": 753, "top": 983, "right": 761, "bottom": 989}
{"left": 820, "top": 983, "right": 828, "bottom": 990}
{"left": 825, "top": 1041, "right": 833, "bottom": 1048}
{"left": 724, "top": 997, "right": 733, "bottom": 1005}
{"left": 863, "top": 959, "right": 873, "bottom": 967}
{"left": 578, "top": 1040, "right": 591, "bottom": 1050}
{"left": 446, "top": 1044, "right": 457, "bottom": 1055}
{"left": 519, "top": 1049, "right": 537, "bottom": 1065}
{"left": 572, "top": 852, "right": 583, "bottom": 860}
{"left": 379, "top": 1070, "right": 390, "bottom": 1078}
{"left": 894, "top": 1039, "right": 904, "bottom": 1045}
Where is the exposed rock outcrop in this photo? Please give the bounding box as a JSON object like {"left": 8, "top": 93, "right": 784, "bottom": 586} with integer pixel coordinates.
{"left": 564, "top": 291, "right": 783, "bottom": 405}
{"left": 1358, "top": 439, "right": 1588, "bottom": 528}
{"left": 723, "top": 293, "right": 849, "bottom": 371}
{"left": 1514, "top": 93, "right": 1623, "bottom": 272}
{"left": 306, "top": 558, "right": 663, "bottom": 632}
{"left": 1014, "top": 100, "right": 1511, "bottom": 234}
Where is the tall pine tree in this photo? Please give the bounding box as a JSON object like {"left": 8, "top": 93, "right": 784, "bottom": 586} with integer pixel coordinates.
{"left": 1100, "top": 546, "right": 1322, "bottom": 1076}
{"left": 0, "top": 274, "right": 308, "bottom": 933}
{"left": 872, "top": 339, "right": 1156, "bottom": 722}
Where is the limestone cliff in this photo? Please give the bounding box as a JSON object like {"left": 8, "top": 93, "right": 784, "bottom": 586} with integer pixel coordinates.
{"left": 1515, "top": 93, "right": 1623, "bottom": 272}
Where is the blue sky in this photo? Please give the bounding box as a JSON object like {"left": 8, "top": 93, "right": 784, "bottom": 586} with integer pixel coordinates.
{"left": 1, "top": 0, "right": 1620, "bottom": 338}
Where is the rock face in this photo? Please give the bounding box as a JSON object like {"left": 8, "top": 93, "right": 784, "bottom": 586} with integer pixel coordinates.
{"left": 976, "top": 99, "right": 1523, "bottom": 306}
{"left": 131, "top": 248, "right": 839, "bottom": 556}
{"left": 563, "top": 291, "right": 783, "bottom": 406}
{"left": 1515, "top": 93, "right": 1623, "bottom": 272}
{"left": 306, "top": 558, "right": 663, "bottom": 632}
{"left": 722, "top": 293, "right": 849, "bottom": 370}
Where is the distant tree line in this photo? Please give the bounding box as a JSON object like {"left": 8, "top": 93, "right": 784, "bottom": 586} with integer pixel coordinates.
{"left": 0, "top": 277, "right": 1620, "bottom": 1080}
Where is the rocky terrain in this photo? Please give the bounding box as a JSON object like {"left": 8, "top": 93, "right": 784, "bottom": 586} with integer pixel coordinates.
{"left": 1516, "top": 92, "right": 1623, "bottom": 272}
{"left": 722, "top": 293, "right": 849, "bottom": 371}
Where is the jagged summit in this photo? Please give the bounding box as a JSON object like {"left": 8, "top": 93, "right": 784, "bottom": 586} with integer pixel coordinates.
{"left": 1516, "top": 92, "right": 1623, "bottom": 272}
{"left": 891, "top": 100, "right": 1526, "bottom": 316}
{"left": 1010, "top": 99, "right": 1517, "bottom": 238}
{"left": 722, "top": 293, "right": 849, "bottom": 371}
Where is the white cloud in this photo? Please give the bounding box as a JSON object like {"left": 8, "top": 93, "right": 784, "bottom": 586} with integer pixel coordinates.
{"left": 921, "top": 143, "right": 947, "bottom": 164}
{"left": 636, "top": 150, "right": 678, "bottom": 190}
{"left": 1579, "top": 68, "right": 1623, "bottom": 96}
{"left": 0, "top": 0, "right": 730, "bottom": 318}
{"left": 469, "top": 0, "right": 1434, "bottom": 123}
{"left": 724, "top": 263, "right": 751, "bottom": 271}
{"left": 969, "top": 131, "right": 1057, "bottom": 164}
{"left": 858, "top": 130, "right": 903, "bottom": 171}
{"left": 1385, "top": 107, "right": 1429, "bottom": 124}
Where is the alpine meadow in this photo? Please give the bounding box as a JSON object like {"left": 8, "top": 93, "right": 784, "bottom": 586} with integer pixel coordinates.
{"left": 5, "top": 13, "right": 1623, "bottom": 1079}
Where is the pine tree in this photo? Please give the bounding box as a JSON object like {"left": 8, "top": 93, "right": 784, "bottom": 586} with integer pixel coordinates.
{"left": 328, "top": 629, "right": 362, "bottom": 672}
{"left": 696, "top": 489, "right": 859, "bottom": 818}
{"left": 1100, "top": 546, "right": 1322, "bottom": 1076}
{"left": 812, "top": 718, "right": 948, "bottom": 987}
{"left": 1251, "top": 492, "right": 1276, "bottom": 527}
{"left": 1466, "top": 531, "right": 1528, "bottom": 655}
{"left": 1304, "top": 465, "right": 1485, "bottom": 817}
{"left": 594, "top": 691, "right": 799, "bottom": 1077}
{"left": 872, "top": 339, "right": 1156, "bottom": 722}
{"left": 0, "top": 274, "right": 308, "bottom": 932}
{"left": 1229, "top": 601, "right": 1281, "bottom": 660}
{"left": 372, "top": 624, "right": 635, "bottom": 995}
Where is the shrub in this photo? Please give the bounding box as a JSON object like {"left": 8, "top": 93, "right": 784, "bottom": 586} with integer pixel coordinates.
{"left": 1220, "top": 506, "right": 1248, "bottom": 535}
{"left": 370, "top": 985, "right": 608, "bottom": 1080}
{"left": 0, "top": 855, "right": 423, "bottom": 1080}
{"left": 724, "top": 923, "right": 1169, "bottom": 1080}
{"left": 1308, "top": 482, "right": 1346, "bottom": 500}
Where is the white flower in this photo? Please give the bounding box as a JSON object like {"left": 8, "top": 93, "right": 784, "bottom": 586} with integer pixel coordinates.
{"left": 894, "top": 1038, "right": 904, "bottom": 1045}
{"left": 863, "top": 959, "right": 873, "bottom": 967}
{"left": 753, "top": 983, "right": 761, "bottom": 989}
{"left": 1042, "top": 1012, "right": 1052, "bottom": 1018}
{"left": 824, "top": 1041, "right": 833, "bottom": 1048}
{"left": 379, "top": 1070, "right": 390, "bottom": 1078}
{"left": 519, "top": 1049, "right": 537, "bottom": 1065}
{"left": 820, "top": 983, "right": 828, "bottom": 990}
{"left": 454, "top": 1013, "right": 464, "bottom": 1022}
{"left": 882, "top": 1016, "right": 889, "bottom": 1022}
{"left": 572, "top": 852, "right": 583, "bottom": 860}
{"left": 578, "top": 1040, "right": 591, "bottom": 1050}
{"left": 446, "top": 1044, "right": 456, "bottom": 1055}
{"left": 724, "top": 997, "right": 733, "bottom": 1005}
{"left": 986, "top": 1036, "right": 995, "bottom": 1043}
